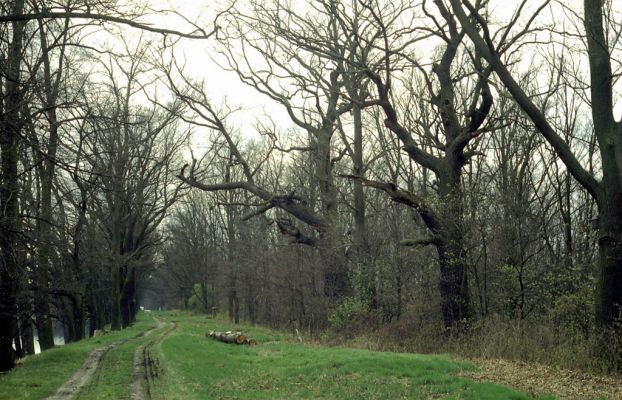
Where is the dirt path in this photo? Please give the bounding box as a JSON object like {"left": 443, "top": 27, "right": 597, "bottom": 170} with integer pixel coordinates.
{"left": 131, "top": 320, "right": 177, "bottom": 400}
{"left": 45, "top": 322, "right": 159, "bottom": 400}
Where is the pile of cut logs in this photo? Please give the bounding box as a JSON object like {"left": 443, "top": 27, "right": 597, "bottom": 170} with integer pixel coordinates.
{"left": 207, "top": 330, "right": 257, "bottom": 346}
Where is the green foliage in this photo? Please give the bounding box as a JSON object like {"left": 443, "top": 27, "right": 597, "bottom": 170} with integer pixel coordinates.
{"left": 188, "top": 283, "right": 213, "bottom": 313}
{"left": 188, "top": 283, "right": 207, "bottom": 312}
{"left": 349, "top": 263, "right": 377, "bottom": 310}
{"left": 551, "top": 286, "right": 595, "bottom": 336}
{"left": 328, "top": 296, "right": 367, "bottom": 330}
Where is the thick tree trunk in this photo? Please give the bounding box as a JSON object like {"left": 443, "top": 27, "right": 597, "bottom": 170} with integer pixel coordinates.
{"left": 228, "top": 289, "right": 240, "bottom": 324}
{"left": 316, "top": 127, "right": 349, "bottom": 298}
{"left": 18, "top": 312, "right": 34, "bottom": 356}
{"left": 595, "top": 170, "right": 622, "bottom": 325}
{"left": 0, "top": 272, "right": 17, "bottom": 370}
{"left": 436, "top": 231, "right": 470, "bottom": 328}
{"left": 111, "top": 263, "right": 122, "bottom": 331}
{"left": 73, "top": 293, "right": 85, "bottom": 341}
{"left": 350, "top": 93, "right": 377, "bottom": 309}
{"left": 33, "top": 284, "right": 54, "bottom": 350}
{"left": 437, "top": 161, "right": 470, "bottom": 328}
{"left": 0, "top": 0, "right": 25, "bottom": 371}
{"left": 351, "top": 96, "right": 367, "bottom": 254}
{"left": 121, "top": 266, "right": 136, "bottom": 328}
{"left": 16, "top": 272, "right": 34, "bottom": 355}
{"left": 61, "top": 297, "right": 76, "bottom": 343}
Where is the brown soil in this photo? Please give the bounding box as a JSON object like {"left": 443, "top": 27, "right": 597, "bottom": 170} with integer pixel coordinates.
{"left": 460, "top": 358, "right": 622, "bottom": 400}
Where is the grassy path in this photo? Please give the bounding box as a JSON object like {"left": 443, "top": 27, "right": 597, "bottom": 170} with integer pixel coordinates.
{"left": 44, "top": 321, "right": 162, "bottom": 400}
{"left": 0, "top": 315, "right": 154, "bottom": 400}
{"left": 0, "top": 312, "right": 554, "bottom": 400}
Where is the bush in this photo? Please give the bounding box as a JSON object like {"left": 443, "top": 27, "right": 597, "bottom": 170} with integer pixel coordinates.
{"left": 328, "top": 297, "right": 367, "bottom": 331}
{"left": 551, "top": 287, "right": 594, "bottom": 337}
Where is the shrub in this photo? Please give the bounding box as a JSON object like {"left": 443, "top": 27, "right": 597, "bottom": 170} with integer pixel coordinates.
{"left": 551, "top": 287, "right": 594, "bottom": 337}
{"left": 328, "top": 297, "right": 367, "bottom": 331}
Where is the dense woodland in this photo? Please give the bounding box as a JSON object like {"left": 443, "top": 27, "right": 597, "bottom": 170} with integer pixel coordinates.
{"left": 1, "top": 0, "right": 621, "bottom": 374}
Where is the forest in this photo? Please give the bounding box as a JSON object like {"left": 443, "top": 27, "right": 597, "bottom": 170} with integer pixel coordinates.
{"left": 1, "top": 0, "right": 621, "bottom": 377}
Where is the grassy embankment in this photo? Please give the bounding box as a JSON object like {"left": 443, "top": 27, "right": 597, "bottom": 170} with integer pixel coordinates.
{"left": 152, "top": 312, "right": 551, "bottom": 399}
{"left": 0, "top": 311, "right": 554, "bottom": 400}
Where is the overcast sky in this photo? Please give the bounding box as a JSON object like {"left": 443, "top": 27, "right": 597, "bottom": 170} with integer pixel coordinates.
{"left": 106, "top": 0, "right": 621, "bottom": 140}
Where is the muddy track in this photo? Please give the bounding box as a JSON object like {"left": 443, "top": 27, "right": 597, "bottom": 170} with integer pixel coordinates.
{"left": 131, "top": 320, "right": 177, "bottom": 400}
{"left": 45, "top": 322, "right": 160, "bottom": 400}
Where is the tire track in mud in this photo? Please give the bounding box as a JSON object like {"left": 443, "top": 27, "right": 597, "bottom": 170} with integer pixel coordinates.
{"left": 45, "top": 321, "right": 160, "bottom": 400}
{"left": 131, "top": 320, "right": 177, "bottom": 400}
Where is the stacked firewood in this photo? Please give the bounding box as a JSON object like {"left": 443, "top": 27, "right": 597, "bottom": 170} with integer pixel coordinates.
{"left": 207, "top": 330, "right": 257, "bottom": 346}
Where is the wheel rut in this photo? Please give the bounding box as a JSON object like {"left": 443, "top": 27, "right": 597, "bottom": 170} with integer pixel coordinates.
{"left": 45, "top": 321, "right": 160, "bottom": 400}
{"left": 131, "top": 320, "right": 177, "bottom": 400}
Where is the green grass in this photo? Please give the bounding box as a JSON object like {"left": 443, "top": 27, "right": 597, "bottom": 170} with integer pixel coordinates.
{"left": 77, "top": 322, "right": 170, "bottom": 400}
{"left": 0, "top": 314, "right": 155, "bottom": 400}
{"left": 152, "top": 312, "right": 554, "bottom": 400}
{"left": 0, "top": 312, "right": 556, "bottom": 399}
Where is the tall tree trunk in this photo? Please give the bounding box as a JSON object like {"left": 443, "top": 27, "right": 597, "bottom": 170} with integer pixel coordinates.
{"left": 225, "top": 156, "right": 239, "bottom": 324}
{"left": 584, "top": 0, "right": 622, "bottom": 326}
{"left": 120, "top": 265, "right": 136, "bottom": 327}
{"left": 111, "top": 261, "right": 122, "bottom": 331}
{"left": 0, "top": 0, "right": 25, "bottom": 371}
{"left": 33, "top": 284, "right": 54, "bottom": 350}
{"left": 61, "top": 297, "right": 76, "bottom": 343}
{"left": 70, "top": 188, "right": 87, "bottom": 341}
{"left": 32, "top": 15, "right": 69, "bottom": 351}
{"left": 595, "top": 164, "right": 622, "bottom": 324}
{"left": 563, "top": 171, "right": 573, "bottom": 270}
{"left": 315, "top": 127, "right": 347, "bottom": 297}
{"left": 350, "top": 91, "right": 376, "bottom": 308}
{"left": 351, "top": 94, "right": 367, "bottom": 255}
{"left": 17, "top": 261, "right": 34, "bottom": 354}
{"left": 437, "top": 167, "right": 470, "bottom": 328}
{"left": 72, "top": 293, "right": 85, "bottom": 341}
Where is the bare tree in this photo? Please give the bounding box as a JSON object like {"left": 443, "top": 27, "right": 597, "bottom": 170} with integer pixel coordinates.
{"left": 341, "top": 0, "right": 494, "bottom": 328}
{"left": 171, "top": 0, "right": 365, "bottom": 297}
{"left": 84, "top": 41, "right": 187, "bottom": 329}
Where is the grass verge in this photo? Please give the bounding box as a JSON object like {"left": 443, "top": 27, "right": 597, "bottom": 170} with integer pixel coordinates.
{"left": 152, "top": 312, "right": 553, "bottom": 399}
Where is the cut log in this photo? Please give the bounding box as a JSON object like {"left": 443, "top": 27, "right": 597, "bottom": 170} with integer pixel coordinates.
{"left": 207, "top": 330, "right": 254, "bottom": 345}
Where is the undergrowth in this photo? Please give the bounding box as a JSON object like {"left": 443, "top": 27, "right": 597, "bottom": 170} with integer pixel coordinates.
{"left": 323, "top": 304, "right": 622, "bottom": 376}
